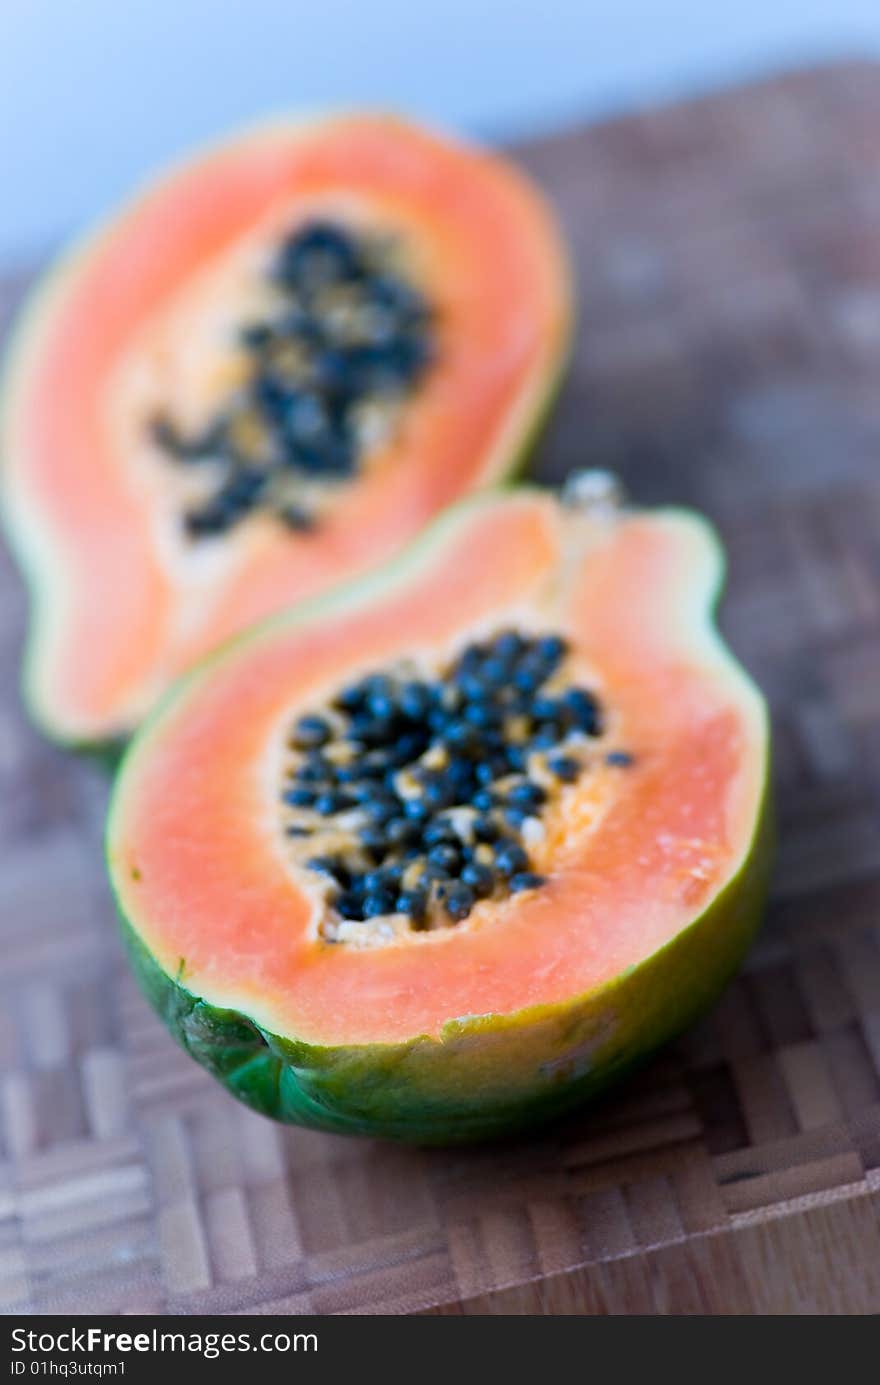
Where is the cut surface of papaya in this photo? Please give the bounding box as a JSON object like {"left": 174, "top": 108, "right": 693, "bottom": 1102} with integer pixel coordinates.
{"left": 1, "top": 115, "right": 570, "bottom": 745}
{"left": 107, "top": 480, "right": 772, "bottom": 1143}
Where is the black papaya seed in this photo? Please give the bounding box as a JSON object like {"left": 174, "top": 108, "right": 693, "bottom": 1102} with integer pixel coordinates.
{"left": 509, "top": 871, "right": 546, "bottom": 893}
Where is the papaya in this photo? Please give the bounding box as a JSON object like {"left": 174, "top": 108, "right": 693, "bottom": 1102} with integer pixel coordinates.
{"left": 106, "top": 476, "right": 772, "bottom": 1144}
{"left": 0, "top": 115, "right": 569, "bottom": 747}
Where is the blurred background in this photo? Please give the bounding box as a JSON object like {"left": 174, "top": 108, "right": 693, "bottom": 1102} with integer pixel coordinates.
{"left": 5, "top": 0, "right": 880, "bottom": 1320}
{"left": 4, "top": 0, "right": 880, "bottom": 263}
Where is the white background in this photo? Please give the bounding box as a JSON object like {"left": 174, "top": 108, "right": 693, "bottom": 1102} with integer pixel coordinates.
{"left": 3, "top": 1, "right": 880, "bottom": 261}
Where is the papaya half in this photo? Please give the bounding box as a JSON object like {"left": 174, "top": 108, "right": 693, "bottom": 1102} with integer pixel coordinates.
{"left": 0, "top": 115, "right": 570, "bottom": 748}
{"left": 106, "top": 477, "right": 772, "bottom": 1144}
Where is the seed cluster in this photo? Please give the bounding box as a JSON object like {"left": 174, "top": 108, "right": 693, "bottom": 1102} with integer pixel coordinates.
{"left": 151, "top": 220, "right": 434, "bottom": 538}
{"left": 280, "top": 631, "right": 626, "bottom": 943}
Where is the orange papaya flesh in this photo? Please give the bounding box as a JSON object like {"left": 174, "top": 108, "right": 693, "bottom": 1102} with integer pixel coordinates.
{"left": 107, "top": 484, "right": 772, "bottom": 1143}
{"left": 1, "top": 115, "right": 570, "bottom": 746}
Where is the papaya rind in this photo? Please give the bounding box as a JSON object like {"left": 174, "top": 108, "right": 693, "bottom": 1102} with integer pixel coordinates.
{"left": 118, "top": 792, "right": 771, "bottom": 1144}
{"left": 107, "top": 495, "right": 772, "bottom": 1144}
{"left": 0, "top": 114, "right": 572, "bottom": 752}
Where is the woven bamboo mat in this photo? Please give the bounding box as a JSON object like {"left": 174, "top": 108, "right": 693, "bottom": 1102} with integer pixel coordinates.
{"left": 3, "top": 61, "right": 880, "bottom": 1316}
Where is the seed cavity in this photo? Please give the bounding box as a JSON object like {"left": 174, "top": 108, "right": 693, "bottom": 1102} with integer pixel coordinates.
{"left": 278, "top": 630, "right": 628, "bottom": 945}
{"left": 151, "top": 220, "right": 434, "bottom": 539}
